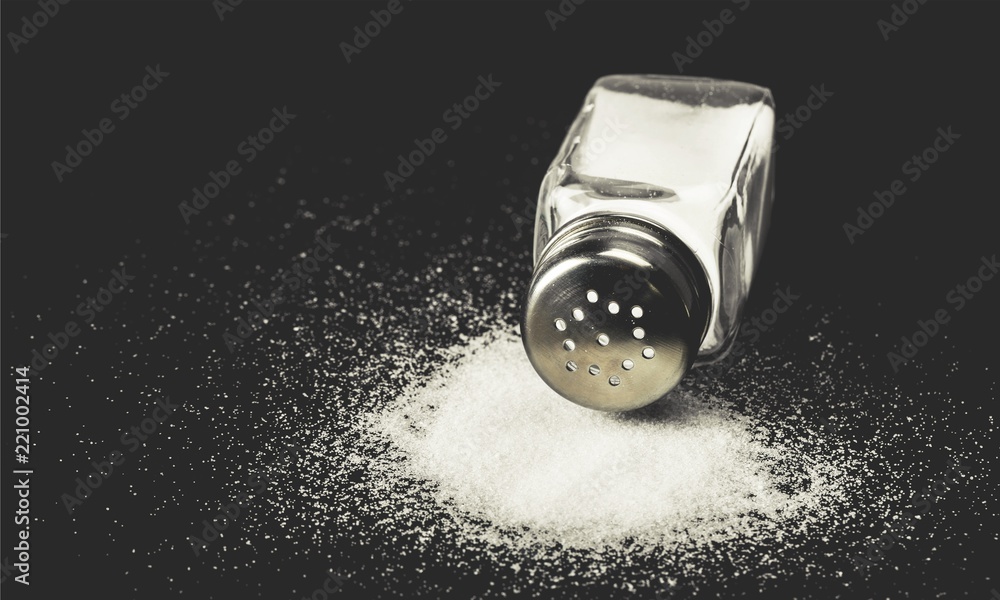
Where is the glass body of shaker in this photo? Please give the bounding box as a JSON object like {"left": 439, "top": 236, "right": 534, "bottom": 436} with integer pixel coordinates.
{"left": 533, "top": 74, "right": 776, "bottom": 365}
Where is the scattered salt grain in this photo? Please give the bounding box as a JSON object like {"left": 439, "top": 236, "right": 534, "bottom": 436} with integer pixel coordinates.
{"left": 371, "top": 332, "right": 839, "bottom": 550}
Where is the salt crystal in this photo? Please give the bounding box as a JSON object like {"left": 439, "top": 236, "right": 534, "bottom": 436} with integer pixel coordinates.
{"left": 370, "top": 331, "right": 840, "bottom": 550}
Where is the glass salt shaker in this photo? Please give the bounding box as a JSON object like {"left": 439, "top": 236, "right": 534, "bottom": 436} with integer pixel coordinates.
{"left": 520, "top": 74, "right": 776, "bottom": 412}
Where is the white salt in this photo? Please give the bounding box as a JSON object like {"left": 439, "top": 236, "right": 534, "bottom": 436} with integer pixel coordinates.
{"left": 583, "top": 86, "right": 769, "bottom": 192}
{"left": 241, "top": 305, "right": 984, "bottom": 595}
{"left": 370, "top": 330, "right": 837, "bottom": 549}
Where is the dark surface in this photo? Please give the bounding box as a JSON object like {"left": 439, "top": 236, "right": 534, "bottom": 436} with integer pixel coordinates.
{"left": 2, "top": 2, "right": 998, "bottom": 599}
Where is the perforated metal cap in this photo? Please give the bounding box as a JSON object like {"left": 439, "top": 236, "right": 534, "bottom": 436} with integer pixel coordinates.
{"left": 521, "top": 215, "right": 711, "bottom": 412}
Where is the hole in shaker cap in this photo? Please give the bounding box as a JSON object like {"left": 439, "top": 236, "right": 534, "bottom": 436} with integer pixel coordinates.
{"left": 572, "top": 308, "right": 585, "bottom": 321}
{"left": 554, "top": 318, "right": 567, "bottom": 331}
{"left": 566, "top": 361, "right": 578, "bottom": 372}
{"left": 597, "top": 333, "right": 609, "bottom": 346}
{"left": 609, "top": 375, "right": 621, "bottom": 386}
{"left": 607, "top": 301, "right": 620, "bottom": 315}
{"left": 633, "top": 327, "right": 646, "bottom": 340}
{"left": 563, "top": 339, "right": 576, "bottom": 351}
{"left": 631, "top": 305, "right": 643, "bottom": 318}
{"left": 642, "top": 347, "right": 655, "bottom": 359}
{"left": 586, "top": 289, "right": 598, "bottom": 303}
{"left": 622, "top": 359, "right": 634, "bottom": 370}
{"left": 588, "top": 364, "right": 601, "bottom": 376}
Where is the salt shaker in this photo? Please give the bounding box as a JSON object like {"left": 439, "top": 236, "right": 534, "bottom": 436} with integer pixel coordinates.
{"left": 521, "top": 75, "right": 776, "bottom": 411}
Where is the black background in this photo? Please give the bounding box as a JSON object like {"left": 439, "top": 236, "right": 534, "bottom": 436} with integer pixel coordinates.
{"left": 2, "top": 1, "right": 998, "bottom": 599}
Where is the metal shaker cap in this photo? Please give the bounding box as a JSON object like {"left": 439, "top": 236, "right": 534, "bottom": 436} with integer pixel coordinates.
{"left": 520, "top": 215, "right": 711, "bottom": 412}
